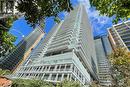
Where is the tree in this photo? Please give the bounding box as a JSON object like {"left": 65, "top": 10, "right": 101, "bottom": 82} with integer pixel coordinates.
{"left": 109, "top": 48, "right": 130, "bottom": 87}
{"left": 90, "top": 0, "right": 130, "bottom": 23}
{"left": 16, "top": 0, "right": 73, "bottom": 27}
{"left": 0, "top": 31, "right": 16, "bottom": 57}
{"left": 56, "top": 79, "right": 81, "bottom": 87}
{"left": 0, "top": 0, "right": 73, "bottom": 57}
{"left": 61, "top": 80, "right": 81, "bottom": 87}
{"left": 0, "top": 69, "right": 11, "bottom": 75}
{"left": 89, "top": 81, "right": 100, "bottom": 87}
{"left": 12, "top": 79, "right": 81, "bottom": 87}
{"left": 12, "top": 79, "right": 53, "bottom": 87}
{"left": 0, "top": 15, "right": 18, "bottom": 31}
{"left": 0, "top": 15, "right": 18, "bottom": 58}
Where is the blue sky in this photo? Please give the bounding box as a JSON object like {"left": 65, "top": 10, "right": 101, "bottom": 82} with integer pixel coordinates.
{"left": 10, "top": 0, "right": 113, "bottom": 45}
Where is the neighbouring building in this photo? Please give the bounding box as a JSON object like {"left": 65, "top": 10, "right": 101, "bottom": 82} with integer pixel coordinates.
{"left": 0, "top": 27, "right": 44, "bottom": 71}
{"left": 12, "top": 5, "right": 98, "bottom": 86}
{"left": 94, "top": 36, "right": 112, "bottom": 86}
{"left": 108, "top": 20, "right": 130, "bottom": 51}
{"left": 0, "top": 0, "right": 18, "bottom": 15}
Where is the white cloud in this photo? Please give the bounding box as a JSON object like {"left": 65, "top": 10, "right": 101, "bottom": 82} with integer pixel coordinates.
{"left": 78, "top": 0, "right": 109, "bottom": 23}
{"left": 78, "top": 0, "right": 112, "bottom": 36}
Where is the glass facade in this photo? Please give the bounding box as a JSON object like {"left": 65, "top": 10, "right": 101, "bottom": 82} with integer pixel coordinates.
{"left": 0, "top": 27, "right": 44, "bottom": 70}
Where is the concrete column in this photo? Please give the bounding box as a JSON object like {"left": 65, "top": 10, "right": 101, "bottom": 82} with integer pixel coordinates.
{"left": 41, "top": 73, "right": 45, "bottom": 80}
{"left": 59, "top": 65, "right": 61, "bottom": 71}
{"left": 48, "top": 74, "right": 52, "bottom": 80}
{"left": 61, "top": 74, "right": 64, "bottom": 81}
{"left": 70, "top": 64, "right": 73, "bottom": 71}
{"left": 34, "top": 73, "right": 37, "bottom": 78}
{"left": 70, "top": 74, "right": 72, "bottom": 81}
{"left": 37, "top": 66, "right": 41, "bottom": 71}
{"left": 29, "top": 67, "right": 31, "bottom": 71}
{"left": 64, "top": 64, "right": 67, "bottom": 71}
{"left": 45, "top": 66, "right": 48, "bottom": 71}
{"left": 83, "top": 77, "right": 85, "bottom": 84}
{"left": 74, "top": 66, "right": 77, "bottom": 74}
{"left": 27, "top": 67, "right": 30, "bottom": 71}
{"left": 54, "top": 65, "right": 58, "bottom": 71}
{"left": 41, "top": 66, "right": 44, "bottom": 72}
{"left": 31, "top": 67, "right": 34, "bottom": 71}
{"left": 75, "top": 77, "right": 77, "bottom": 81}
{"left": 55, "top": 73, "right": 58, "bottom": 81}
{"left": 67, "top": 74, "right": 69, "bottom": 80}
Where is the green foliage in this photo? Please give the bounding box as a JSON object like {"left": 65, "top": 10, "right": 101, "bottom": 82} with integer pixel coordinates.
{"left": 0, "top": 15, "right": 18, "bottom": 30}
{"left": 0, "top": 15, "right": 18, "bottom": 57}
{"left": 12, "top": 79, "right": 53, "bottom": 87}
{"left": 0, "top": 30, "right": 16, "bottom": 57}
{"left": 16, "top": 0, "right": 73, "bottom": 27}
{"left": 89, "top": 81, "right": 100, "bottom": 87}
{"left": 0, "top": 69, "right": 11, "bottom": 75}
{"left": 12, "top": 79, "right": 81, "bottom": 87}
{"left": 61, "top": 80, "right": 81, "bottom": 87}
{"left": 56, "top": 80, "right": 81, "bottom": 87}
{"left": 109, "top": 48, "right": 130, "bottom": 87}
{"left": 90, "top": 0, "right": 130, "bottom": 23}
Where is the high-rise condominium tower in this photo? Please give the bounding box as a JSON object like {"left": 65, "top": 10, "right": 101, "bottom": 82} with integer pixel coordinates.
{"left": 13, "top": 5, "right": 98, "bottom": 86}
{"left": 0, "top": 27, "right": 44, "bottom": 71}
{"left": 108, "top": 20, "right": 130, "bottom": 51}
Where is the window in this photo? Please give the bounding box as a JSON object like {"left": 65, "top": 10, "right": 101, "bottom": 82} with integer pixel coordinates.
{"left": 71, "top": 76, "right": 75, "bottom": 81}
{"left": 51, "top": 74, "right": 56, "bottom": 80}
{"left": 44, "top": 74, "right": 49, "bottom": 80}
{"left": 64, "top": 74, "right": 67, "bottom": 79}
{"left": 21, "top": 73, "right": 24, "bottom": 77}
{"left": 57, "top": 65, "right": 60, "bottom": 70}
{"left": 50, "top": 66, "right": 55, "bottom": 71}
{"left": 26, "top": 73, "right": 29, "bottom": 76}
{"left": 60, "top": 65, "right": 65, "bottom": 71}
{"left": 46, "top": 66, "right": 49, "bottom": 71}
{"left": 57, "top": 74, "right": 62, "bottom": 81}
{"left": 40, "top": 73, "right": 44, "bottom": 77}
{"left": 39, "top": 66, "right": 42, "bottom": 71}
{"left": 43, "top": 66, "right": 46, "bottom": 71}
{"left": 66, "top": 65, "right": 70, "bottom": 71}
{"left": 36, "top": 67, "right": 39, "bottom": 71}
{"left": 29, "top": 67, "right": 32, "bottom": 71}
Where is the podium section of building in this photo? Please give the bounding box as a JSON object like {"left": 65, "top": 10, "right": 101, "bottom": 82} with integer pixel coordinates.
{"left": 108, "top": 21, "right": 130, "bottom": 51}
{"left": 13, "top": 5, "right": 98, "bottom": 86}
{"left": 0, "top": 27, "right": 44, "bottom": 71}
